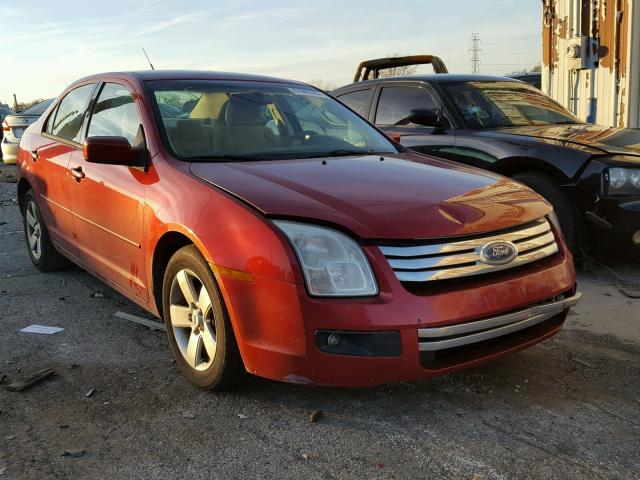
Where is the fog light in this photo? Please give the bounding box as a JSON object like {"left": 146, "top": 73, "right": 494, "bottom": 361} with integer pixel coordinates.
{"left": 327, "top": 333, "right": 341, "bottom": 348}
{"left": 315, "top": 330, "right": 402, "bottom": 357}
{"left": 633, "top": 230, "right": 640, "bottom": 245}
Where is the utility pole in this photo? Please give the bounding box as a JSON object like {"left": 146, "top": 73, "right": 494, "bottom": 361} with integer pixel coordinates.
{"left": 469, "top": 33, "right": 482, "bottom": 74}
{"left": 13, "top": 94, "right": 18, "bottom": 112}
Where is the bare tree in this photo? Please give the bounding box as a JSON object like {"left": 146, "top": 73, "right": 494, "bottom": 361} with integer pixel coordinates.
{"left": 507, "top": 64, "right": 542, "bottom": 76}
{"left": 15, "top": 98, "right": 47, "bottom": 112}
{"left": 309, "top": 78, "right": 338, "bottom": 92}
{"left": 377, "top": 54, "right": 418, "bottom": 78}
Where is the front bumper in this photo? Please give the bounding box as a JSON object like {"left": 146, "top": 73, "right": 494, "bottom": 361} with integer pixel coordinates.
{"left": 215, "top": 245, "right": 577, "bottom": 387}
{"left": 588, "top": 195, "right": 640, "bottom": 252}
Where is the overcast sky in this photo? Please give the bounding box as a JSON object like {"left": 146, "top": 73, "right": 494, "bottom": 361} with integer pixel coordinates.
{"left": 0, "top": 0, "right": 542, "bottom": 104}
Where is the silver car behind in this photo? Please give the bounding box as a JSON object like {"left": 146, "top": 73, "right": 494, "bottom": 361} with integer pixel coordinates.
{"left": 2, "top": 99, "right": 53, "bottom": 164}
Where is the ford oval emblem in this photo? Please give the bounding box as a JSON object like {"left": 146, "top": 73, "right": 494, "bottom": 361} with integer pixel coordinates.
{"left": 479, "top": 241, "right": 518, "bottom": 265}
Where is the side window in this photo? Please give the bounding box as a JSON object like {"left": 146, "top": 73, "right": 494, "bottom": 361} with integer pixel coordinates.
{"left": 88, "top": 83, "right": 141, "bottom": 145}
{"left": 50, "top": 84, "right": 95, "bottom": 142}
{"left": 375, "top": 86, "right": 437, "bottom": 125}
{"left": 44, "top": 106, "right": 58, "bottom": 134}
{"left": 337, "top": 89, "right": 372, "bottom": 117}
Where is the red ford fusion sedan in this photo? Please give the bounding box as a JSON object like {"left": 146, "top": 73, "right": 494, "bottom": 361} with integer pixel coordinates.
{"left": 16, "top": 71, "right": 580, "bottom": 389}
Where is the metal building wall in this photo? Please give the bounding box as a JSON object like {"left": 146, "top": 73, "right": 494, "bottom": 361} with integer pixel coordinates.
{"left": 542, "top": 0, "right": 639, "bottom": 128}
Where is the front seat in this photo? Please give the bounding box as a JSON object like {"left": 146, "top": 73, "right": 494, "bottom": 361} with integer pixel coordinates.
{"left": 217, "top": 94, "right": 276, "bottom": 153}
{"left": 168, "top": 119, "right": 214, "bottom": 157}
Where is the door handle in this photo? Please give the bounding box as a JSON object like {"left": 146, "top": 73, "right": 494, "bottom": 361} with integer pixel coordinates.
{"left": 70, "top": 166, "right": 85, "bottom": 181}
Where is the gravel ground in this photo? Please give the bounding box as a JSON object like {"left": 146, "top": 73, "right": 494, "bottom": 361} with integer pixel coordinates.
{"left": 0, "top": 164, "right": 638, "bottom": 479}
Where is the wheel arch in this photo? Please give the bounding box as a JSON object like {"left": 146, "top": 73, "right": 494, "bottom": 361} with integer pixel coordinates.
{"left": 492, "top": 156, "right": 572, "bottom": 184}
{"left": 151, "top": 229, "right": 206, "bottom": 319}
{"left": 17, "top": 177, "right": 33, "bottom": 213}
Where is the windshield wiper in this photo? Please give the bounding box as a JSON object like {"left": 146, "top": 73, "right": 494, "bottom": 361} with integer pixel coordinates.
{"left": 186, "top": 155, "right": 265, "bottom": 162}
{"left": 324, "top": 149, "right": 373, "bottom": 157}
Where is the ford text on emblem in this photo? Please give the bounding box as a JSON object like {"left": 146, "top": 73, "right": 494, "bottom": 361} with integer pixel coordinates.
{"left": 479, "top": 241, "right": 518, "bottom": 265}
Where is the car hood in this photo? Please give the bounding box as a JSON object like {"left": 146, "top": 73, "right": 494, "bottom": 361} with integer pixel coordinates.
{"left": 190, "top": 153, "right": 551, "bottom": 240}
{"left": 480, "top": 124, "right": 640, "bottom": 158}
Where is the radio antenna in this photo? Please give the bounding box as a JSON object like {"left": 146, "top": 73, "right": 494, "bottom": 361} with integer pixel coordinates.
{"left": 142, "top": 48, "right": 155, "bottom": 70}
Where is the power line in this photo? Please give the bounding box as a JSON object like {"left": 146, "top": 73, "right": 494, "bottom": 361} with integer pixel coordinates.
{"left": 469, "top": 33, "right": 482, "bottom": 74}
{"left": 481, "top": 63, "right": 536, "bottom": 66}
{"left": 482, "top": 40, "right": 537, "bottom": 45}
{"left": 480, "top": 52, "right": 540, "bottom": 55}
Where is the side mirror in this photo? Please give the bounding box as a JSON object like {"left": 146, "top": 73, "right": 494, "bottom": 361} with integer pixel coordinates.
{"left": 387, "top": 132, "right": 402, "bottom": 143}
{"left": 407, "top": 108, "right": 445, "bottom": 128}
{"left": 83, "top": 136, "right": 144, "bottom": 166}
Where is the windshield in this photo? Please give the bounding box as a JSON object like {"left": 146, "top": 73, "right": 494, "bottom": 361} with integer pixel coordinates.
{"left": 443, "top": 81, "right": 580, "bottom": 129}
{"left": 147, "top": 80, "right": 398, "bottom": 161}
{"left": 21, "top": 99, "right": 53, "bottom": 116}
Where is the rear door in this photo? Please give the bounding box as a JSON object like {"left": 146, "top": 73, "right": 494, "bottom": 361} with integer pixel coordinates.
{"left": 34, "top": 83, "right": 97, "bottom": 256}
{"left": 67, "top": 81, "right": 149, "bottom": 301}
{"left": 371, "top": 82, "right": 457, "bottom": 157}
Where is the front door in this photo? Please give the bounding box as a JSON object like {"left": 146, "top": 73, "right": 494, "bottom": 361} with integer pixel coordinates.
{"left": 68, "top": 82, "right": 149, "bottom": 300}
{"left": 372, "top": 83, "right": 457, "bottom": 157}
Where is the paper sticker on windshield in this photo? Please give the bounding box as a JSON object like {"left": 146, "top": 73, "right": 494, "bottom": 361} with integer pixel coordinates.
{"left": 288, "top": 87, "right": 326, "bottom": 98}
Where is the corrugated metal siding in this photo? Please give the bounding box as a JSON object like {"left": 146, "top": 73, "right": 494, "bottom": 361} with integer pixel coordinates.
{"left": 542, "top": 0, "right": 638, "bottom": 128}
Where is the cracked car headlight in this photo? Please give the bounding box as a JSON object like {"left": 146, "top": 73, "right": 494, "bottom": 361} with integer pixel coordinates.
{"left": 274, "top": 220, "right": 378, "bottom": 297}
{"left": 604, "top": 167, "right": 640, "bottom": 195}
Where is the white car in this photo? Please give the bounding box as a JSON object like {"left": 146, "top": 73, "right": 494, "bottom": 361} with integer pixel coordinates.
{"left": 2, "top": 99, "right": 52, "bottom": 164}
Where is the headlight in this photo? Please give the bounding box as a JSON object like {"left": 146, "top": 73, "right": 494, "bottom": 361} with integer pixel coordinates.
{"left": 274, "top": 220, "right": 378, "bottom": 297}
{"left": 603, "top": 167, "right": 640, "bottom": 195}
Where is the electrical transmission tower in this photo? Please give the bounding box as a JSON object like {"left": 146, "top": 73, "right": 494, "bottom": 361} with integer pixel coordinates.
{"left": 469, "top": 32, "right": 482, "bottom": 74}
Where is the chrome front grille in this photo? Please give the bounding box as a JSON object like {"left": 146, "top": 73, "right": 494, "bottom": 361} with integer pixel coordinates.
{"left": 379, "top": 218, "right": 559, "bottom": 283}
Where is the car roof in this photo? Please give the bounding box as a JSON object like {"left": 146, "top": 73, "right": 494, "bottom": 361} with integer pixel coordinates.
{"left": 333, "top": 74, "right": 521, "bottom": 91}
{"left": 510, "top": 72, "right": 541, "bottom": 79}
{"left": 72, "top": 70, "right": 306, "bottom": 86}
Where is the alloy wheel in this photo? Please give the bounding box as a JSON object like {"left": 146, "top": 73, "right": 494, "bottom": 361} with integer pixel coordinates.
{"left": 169, "top": 269, "right": 217, "bottom": 371}
{"left": 25, "top": 200, "right": 42, "bottom": 260}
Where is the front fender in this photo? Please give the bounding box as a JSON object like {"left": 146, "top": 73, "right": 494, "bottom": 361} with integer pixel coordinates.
{"left": 144, "top": 157, "right": 303, "bottom": 314}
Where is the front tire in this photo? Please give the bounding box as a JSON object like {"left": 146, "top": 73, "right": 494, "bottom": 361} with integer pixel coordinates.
{"left": 22, "top": 189, "right": 68, "bottom": 272}
{"left": 162, "top": 245, "right": 244, "bottom": 390}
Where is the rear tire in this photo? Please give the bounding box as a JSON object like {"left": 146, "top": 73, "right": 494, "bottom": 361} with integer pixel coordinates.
{"left": 22, "top": 189, "right": 68, "bottom": 272}
{"left": 162, "top": 245, "right": 244, "bottom": 390}
{"left": 512, "top": 172, "right": 580, "bottom": 254}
